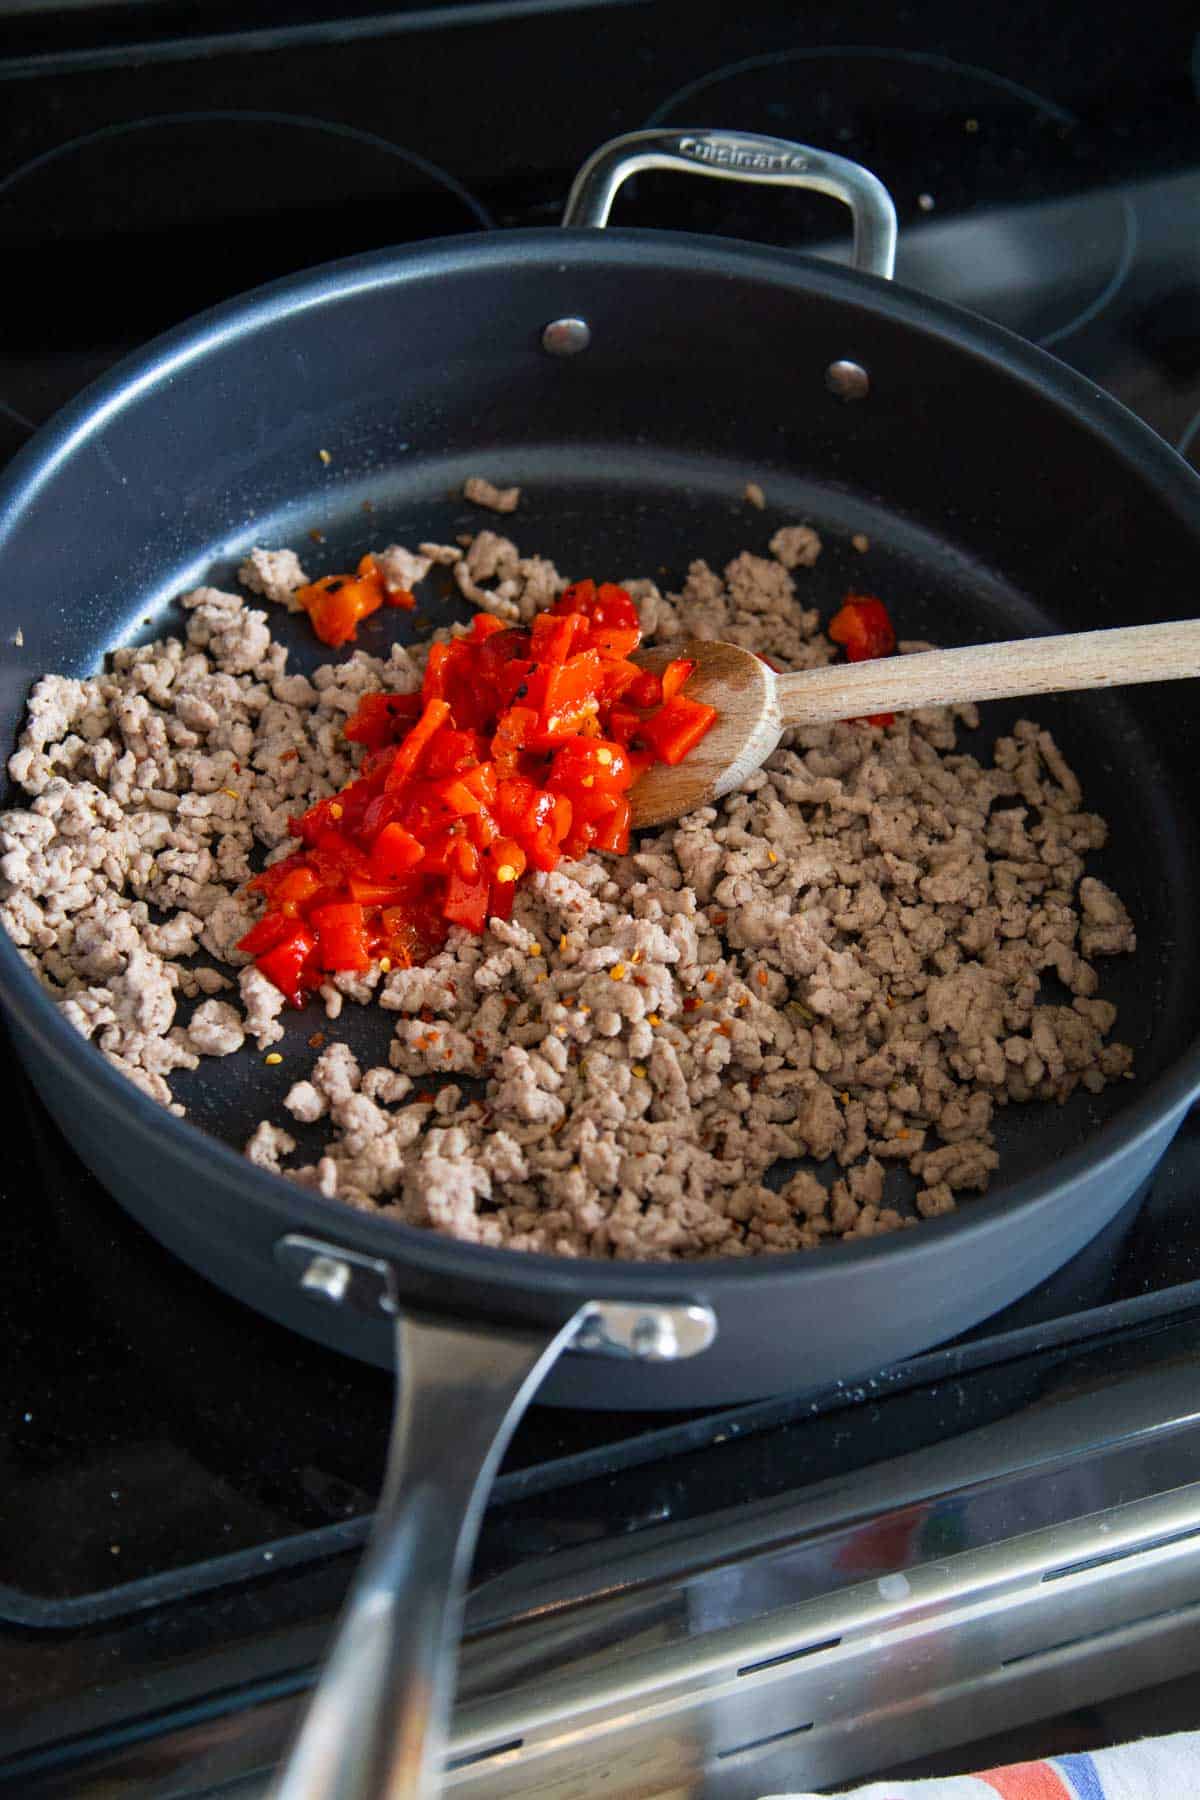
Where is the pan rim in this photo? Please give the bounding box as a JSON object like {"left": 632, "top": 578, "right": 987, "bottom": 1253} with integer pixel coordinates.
{"left": 2, "top": 225, "right": 1198, "bottom": 1303}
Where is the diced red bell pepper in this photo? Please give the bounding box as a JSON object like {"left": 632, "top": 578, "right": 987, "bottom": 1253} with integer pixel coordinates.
{"left": 237, "top": 910, "right": 297, "bottom": 957}
{"left": 255, "top": 921, "right": 318, "bottom": 1006}
{"left": 296, "top": 568, "right": 386, "bottom": 647}
{"left": 243, "top": 569, "right": 738, "bottom": 999}
{"left": 491, "top": 706, "right": 537, "bottom": 776}
{"left": 547, "top": 736, "right": 635, "bottom": 793}
{"left": 470, "top": 611, "right": 508, "bottom": 642}
{"left": 344, "top": 691, "right": 423, "bottom": 748}
{"left": 488, "top": 837, "right": 528, "bottom": 884}
{"left": 660, "top": 657, "right": 696, "bottom": 701}
{"left": 310, "top": 902, "right": 372, "bottom": 972}
{"left": 639, "top": 694, "right": 719, "bottom": 765}
{"left": 628, "top": 669, "right": 663, "bottom": 710}
{"left": 385, "top": 698, "right": 452, "bottom": 790}
{"left": 458, "top": 761, "right": 499, "bottom": 806}
{"left": 592, "top": 794, "right": 632, "bottom": 853}
{"left": 369, "top": 821, "right": 425, "bottom": 880}
{"left": 443, "top": 869, "right": 490, "bottom": 933}
{"left": 530, "top": 609, "right": 586, "bottom": 665}
{"left": 828, "top": 595, "right": 896, "bottom": 663}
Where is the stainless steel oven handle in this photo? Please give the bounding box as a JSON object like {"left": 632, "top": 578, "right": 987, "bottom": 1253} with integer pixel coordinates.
{"left": 562, "top": 127, "right": 897, "bottom": 281}
{"left": 270, "top": 1236, "right": 716, "bottom": 1800}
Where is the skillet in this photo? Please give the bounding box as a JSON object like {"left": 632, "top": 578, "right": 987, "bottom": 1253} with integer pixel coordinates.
{"left": 1, "top": 132, "right": 1198, "bottom": 1796}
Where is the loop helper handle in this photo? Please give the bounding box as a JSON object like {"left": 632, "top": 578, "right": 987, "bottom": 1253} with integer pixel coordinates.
{"left": 562, "top": 127, "right": 897, "bottom": 281}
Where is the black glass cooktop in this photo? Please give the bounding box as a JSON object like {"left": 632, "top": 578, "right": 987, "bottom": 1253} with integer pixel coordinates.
{"left": 2, "top": 0, "right": 1200, "bottom": 1781}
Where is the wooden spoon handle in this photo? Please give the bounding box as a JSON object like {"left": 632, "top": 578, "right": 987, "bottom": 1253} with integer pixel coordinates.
{"left": 774, "top": 619, "right": 1200, "bottom": 727}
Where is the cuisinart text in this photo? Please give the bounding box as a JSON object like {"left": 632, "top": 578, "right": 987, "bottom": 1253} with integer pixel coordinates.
{"left": 677, "top": 137, "right": 810, "bottom": 173}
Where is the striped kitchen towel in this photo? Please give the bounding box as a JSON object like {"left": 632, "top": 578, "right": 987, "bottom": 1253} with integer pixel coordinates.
{"left": 758, "top": 1730, "right": 1200, "bottom": 1798}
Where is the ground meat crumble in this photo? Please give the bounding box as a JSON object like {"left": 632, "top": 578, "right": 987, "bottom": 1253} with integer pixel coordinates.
{"left": 1, "top": 520, "right": 1136, "bottom": 1258}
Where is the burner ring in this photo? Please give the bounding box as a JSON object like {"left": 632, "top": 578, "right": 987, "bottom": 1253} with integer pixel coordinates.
{"left": 0, "top": 110, "right": 492, "bottom": 439}
{"left": 641, "top": 45, "right": 1134, "bottom": 351}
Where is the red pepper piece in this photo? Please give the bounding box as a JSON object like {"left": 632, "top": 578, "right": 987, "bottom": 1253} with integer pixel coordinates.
{"left": 255, "top": 922, "right": 319, "bottom": 1006}
{"left": 491, "top": 706, "right": 537, "bottom": 777}
{"left": 423, "top": 729, "right": 482, "bottom": 778}
{"left": 640, "top": 694, "right": 719, "bottom": 765}
{"left": 530, "top": 609, "right": 586, "bottom": 666}
{"left": 592, "top": 793, "right": 632, "bottom": 853}
{"left": 458, "top": 761, "right": 499, "bottom": 806}
{"left": 828, "top": 595, "right": 896, "bottom": 662}
{"left": 607, "top": 704, "right": 643, "bottom": 748}
{"left": 310, "top": 901, "right": 372, "bottom": 972}
{"left": 547, "top": 737, "right": 635, "bottom": 794}
{"left": 469, "top": 611, "right": 508, "bottom": 641}
{"left": 385, "top": 698, "right": 452, "bottom": 790}
{"left": 628, "top": 670, "right": 663, "bottom": 710}
{"left": 237, "top": 911, "right": 297, "bottom": 957}
{"left": 296, "top": 566, "right": 386, "bottom": 648}
{"left": 344, "top": 691, "right": 423, "bottom": 748}
{"left": 828, "top": 595, "right": 897, "bottom": 726}
{"left": 660, "top": 657, "right": 696, "bottom": 702}
{"left": 369, "top": 821, "right": 425, "bottom": 880}
{"left": 443, "top": 870, "right": 490, "bottom": 933}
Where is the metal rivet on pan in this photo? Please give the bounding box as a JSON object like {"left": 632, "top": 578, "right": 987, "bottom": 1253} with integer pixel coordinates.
{"left": 300, "top": 1253, "right": 352, "bottom": 1304}
{"left": 542, "top": 316, "right": 591, "bottom": 356}
{"left": 825, "top": 359, "right": 870, "bottom": 401}
{"left": 630, "top": 1313, "right": 678, "bottom": 1360}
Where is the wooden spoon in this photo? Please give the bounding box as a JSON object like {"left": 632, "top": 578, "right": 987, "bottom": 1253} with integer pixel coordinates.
{"left": 629, "top": 619, "right": 1200, "bottom": 829}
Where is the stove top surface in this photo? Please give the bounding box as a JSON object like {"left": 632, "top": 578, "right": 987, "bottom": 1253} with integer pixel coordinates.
{"left": 3, "top": 0, "right": 1200, "bottom": 1786}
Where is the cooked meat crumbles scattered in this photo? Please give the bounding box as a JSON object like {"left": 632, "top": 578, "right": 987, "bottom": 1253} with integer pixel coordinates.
{"left": 0, "top": 524, "right": 1136, "bottom": 1258}
{"left": 463, "top": 476, "right": 520, "bottom": 514}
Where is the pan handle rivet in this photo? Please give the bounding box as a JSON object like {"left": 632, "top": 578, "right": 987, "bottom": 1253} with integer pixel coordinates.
{"left": 542, "top": 316, "right": 591, "bottom": 356}
{"left": 631, "top": 1313, "right": 677, "bottom": 1359}
{"left": 826, "top": 359, "right": 870, "bottom": 401}
{"left": 300, "top": 1253, "right": 352, "bottom": 1304}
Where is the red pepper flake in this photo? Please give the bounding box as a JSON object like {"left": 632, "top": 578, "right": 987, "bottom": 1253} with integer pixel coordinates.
{"left": 307, "top": 1031, "right": 326, "bottom": 1049}
{"left": 716, "top": 1022, "right": 733, "bottom": 1038}
{"left": 756, "top": 969, "right": 769, "bottom": 987}
{"left": 683, "top": 996, "right": 704, "bottom": 1013}
{"left": 711, "top": 912, "right": 728, "bottom": 926}
{"left": 280, "top": 748, "right": 299, "bottom": 763}
{"left": 415, "top": 1090, "right": 436, "bottom": 1104}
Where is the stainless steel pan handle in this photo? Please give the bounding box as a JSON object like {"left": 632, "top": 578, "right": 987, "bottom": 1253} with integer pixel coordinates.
{"left": 269, "top": 1235, "right": 716, "bottom": 1799}
{"left": 562, "top": 127, "right": 897, "bottom": 281}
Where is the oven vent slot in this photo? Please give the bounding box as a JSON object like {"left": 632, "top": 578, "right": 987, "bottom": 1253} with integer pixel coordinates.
{"left": 1041, "top": 1522, "right": 1200, "bottom": 1584}
{"left": 717, "top": 1720, "right": 814, "bottom": 1760}
{"left": 1002, "top": 1601, "right": 1185, "bottom": 1669}
{"left": 737, "top": 1635, "right": 841, "bottom": 1677}
{"left": 446, "top": 1737, "right": 523, "bottom": 1770}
